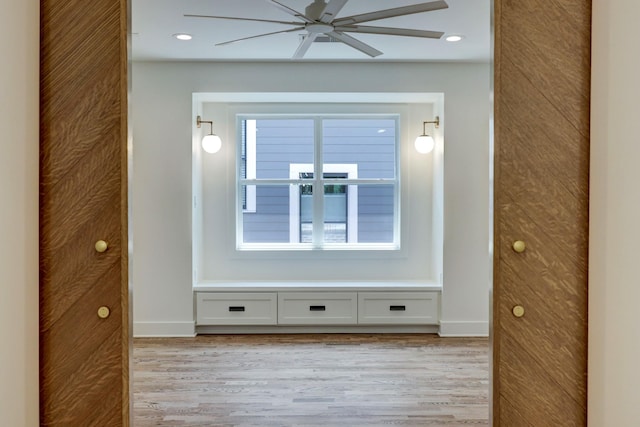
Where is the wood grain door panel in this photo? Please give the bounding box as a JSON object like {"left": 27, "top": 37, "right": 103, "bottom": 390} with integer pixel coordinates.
{"left": 499, "top": 1, "right": 591, "bottom": 130}
{"left": 40, "top": 0, "right": 129, "bottom": 425}
{"left": 493, "top": 0, "right": 591, "bottom": 425}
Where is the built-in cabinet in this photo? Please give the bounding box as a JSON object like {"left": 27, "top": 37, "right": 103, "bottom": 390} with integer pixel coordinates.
{"left": 195, "top": 284, "right": 441, "bottom": 332}
{"left": 196, "top": 292, "right": 278, "bottom": 325}
{"left": 277, "top": 292, "right": 359, "bottom": 325}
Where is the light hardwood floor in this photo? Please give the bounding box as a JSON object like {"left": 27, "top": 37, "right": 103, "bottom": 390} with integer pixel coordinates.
{"left": 133, "top": 334, "right": 489, "bottom": 426}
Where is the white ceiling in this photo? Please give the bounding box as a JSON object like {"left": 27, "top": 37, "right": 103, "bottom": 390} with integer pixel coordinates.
{"left": 132, "top": 0, "right": 490, "bottom": 62}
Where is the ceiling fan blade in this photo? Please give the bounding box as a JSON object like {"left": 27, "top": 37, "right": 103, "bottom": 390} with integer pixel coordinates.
{"left": 292, "top": 33, "right": 320, "bottom": 59}
{"left": 327, "top": 31, "right": 383, "bottom": 57}
{"left": 265, "top": 0, "right": 314, "bottom": 23}
{"left": 333, "top": 0, "right": 448, "bottom": 26}
{"left": 335, "top": 25, "right": 444, "bottom": 39}
{"left": 184, "top": 14, "right": 301, "bottom": 26}
{"left": 215, "top": 27, "right": 305, "bottom": 47}
{"left": 319, "top": 0, "right": 349, "bottom": 23}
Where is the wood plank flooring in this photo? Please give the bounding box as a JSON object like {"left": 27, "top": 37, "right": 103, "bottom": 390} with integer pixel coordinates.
{"left": 133, "top": 334, "right": 489, "bottom": 426}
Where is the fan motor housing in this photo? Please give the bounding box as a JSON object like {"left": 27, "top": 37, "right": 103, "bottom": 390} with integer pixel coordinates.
{"left": 306, "top": 23, "right": 334, "bottom": 34}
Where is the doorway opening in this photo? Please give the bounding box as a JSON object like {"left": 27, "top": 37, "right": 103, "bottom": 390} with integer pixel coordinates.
{"left": 129, "top": 1, "right": 492, "bottom": 425}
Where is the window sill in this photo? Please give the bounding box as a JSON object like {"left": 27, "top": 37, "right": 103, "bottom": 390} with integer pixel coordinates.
{"left": 193, "top": 281, "right": 442, "bottom": 293}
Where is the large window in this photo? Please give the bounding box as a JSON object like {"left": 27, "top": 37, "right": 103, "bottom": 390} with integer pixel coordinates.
{"left": 237, "top": 116, "right": 399, "bottom": 250}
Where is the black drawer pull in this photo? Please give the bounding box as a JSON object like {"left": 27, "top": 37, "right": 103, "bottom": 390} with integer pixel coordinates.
{"left": 309, "top": 305, "right": 326, "bottom": 311}
{"left": 228, "top": 306, "right": 246, "bottom": 312}
{"left": 390, "top": 305, "right": 406, "bottom": 311}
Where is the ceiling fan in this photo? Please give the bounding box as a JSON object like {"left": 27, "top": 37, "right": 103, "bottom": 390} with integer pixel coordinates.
{"left": 185, "top": 0, "right": 449, "bottom": 59}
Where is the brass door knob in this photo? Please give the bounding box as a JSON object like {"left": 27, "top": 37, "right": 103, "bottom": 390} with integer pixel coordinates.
{"left": 95, "top": 240, "right": 108, "bottom": 253}
{"left": 97, "top": 306, "right": 110, "bottom": 319}
{"left": 512, "top": 305, "right": 525, "bottom": 318}
{"left": 512, "top": 240, "right": 526, "bottom": 253}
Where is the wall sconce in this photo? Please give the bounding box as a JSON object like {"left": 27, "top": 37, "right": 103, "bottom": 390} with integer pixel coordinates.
{"left": 415, "top": 116, "right": 440, "bottom": 154}
{"left": 197, "top": 115, "right": 222, "bottom": 154}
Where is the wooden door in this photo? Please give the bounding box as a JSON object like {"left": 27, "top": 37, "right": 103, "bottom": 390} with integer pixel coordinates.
{"left": 39, "top": 0, "right": 130, "bottom": 425}
{"left": 492, "top": 0, "right": 591, "bottom": 425}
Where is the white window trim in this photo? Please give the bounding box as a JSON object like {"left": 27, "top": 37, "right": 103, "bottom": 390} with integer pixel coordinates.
{"left": 289, "top": 163, "right": 359, "bottom": 244}
{"left": 244, "top": 120, "right": 257, "bottom": 213}
{"left": 236, "top": 113, "right": 402, "bottom": 252}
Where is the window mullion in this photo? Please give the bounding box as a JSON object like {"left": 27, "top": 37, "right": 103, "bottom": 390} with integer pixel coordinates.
{"left": 312, "top": 117, "right": 324, "bottom": 248}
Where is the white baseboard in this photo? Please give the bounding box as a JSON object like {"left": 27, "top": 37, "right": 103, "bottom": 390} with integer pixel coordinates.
{"left": 196, "top": 325, "right": 440, "bottom": 335}
{"left": 438, "top": 320, "right": 489, "bottom": 337}
{"left": 134, "top": 321, "right": 196, "bottom": 337}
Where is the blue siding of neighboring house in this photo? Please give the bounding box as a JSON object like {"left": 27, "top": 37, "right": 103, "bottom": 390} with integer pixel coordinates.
{"left": 323, "top": 119, "right": 395, "bottom": 180}
{"left": 243, "top": 186, "right": 290, "bottom": 243}
{"left": 357, "top": 185, "right": 395, "bottom": 243}
{"left": 255, "top": 119, "right": 314, "bottom": 179}
{"left": 243, "top": 118, "right": 396, "bottom": 244}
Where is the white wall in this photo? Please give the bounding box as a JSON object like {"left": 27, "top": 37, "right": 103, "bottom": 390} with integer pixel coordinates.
{"left": 589, "top": 0, "right": 640, "bottom": 424}
{"left": 132, "top": 61, "right": 491, "bottom": 337}
{"left": 0, "top": 1, "right": 40, "bottom": 425}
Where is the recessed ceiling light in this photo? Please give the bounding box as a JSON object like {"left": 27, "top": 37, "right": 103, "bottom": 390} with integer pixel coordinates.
{"left": 445, "top": 35, "right": 464, "bottom": 42}
{"left": 378, "top": 129, "right": 386, "bottom": 133}
{"left": 173, "top": 33, "right": 192, "bottom": 41}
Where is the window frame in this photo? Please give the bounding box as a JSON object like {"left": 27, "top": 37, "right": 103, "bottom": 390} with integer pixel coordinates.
{"left": 241, "top": 119, "right": 257, "bottom": 213}
{"left": 236, "top": 114, "right": 401, "bottom": 251}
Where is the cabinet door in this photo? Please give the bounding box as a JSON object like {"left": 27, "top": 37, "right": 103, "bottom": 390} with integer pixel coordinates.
{"left": 358, "top": 292, "right": 439, "bottom": 325}
{"left": 278, "top": 292, "right": 358, "bottom": 325}
{"left": 197, "top": 293, "right": 278, "bottom": 325}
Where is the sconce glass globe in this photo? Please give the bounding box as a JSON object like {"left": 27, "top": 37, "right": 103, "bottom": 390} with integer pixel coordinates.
{"left": 414, "top": 135, "right": 435, "bottom": 154}
{"left": 202, "top": 134, "right": 222, "bottom": 154}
